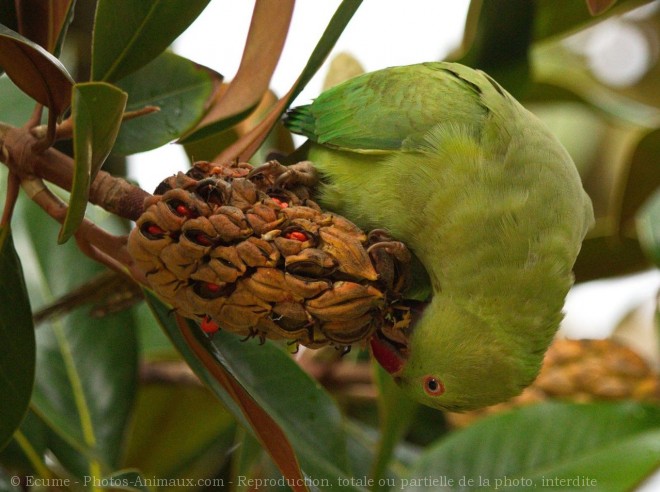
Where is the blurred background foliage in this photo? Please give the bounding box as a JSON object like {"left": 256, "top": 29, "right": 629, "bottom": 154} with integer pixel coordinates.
{"left": 0, "top": 0, "right": 658, "bottom": 491}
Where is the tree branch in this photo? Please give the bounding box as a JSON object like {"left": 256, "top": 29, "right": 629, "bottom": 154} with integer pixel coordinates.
{"left": 0, "top": 122, "right": 151, "bottom": 221}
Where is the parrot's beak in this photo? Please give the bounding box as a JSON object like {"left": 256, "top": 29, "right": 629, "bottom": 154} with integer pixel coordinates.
{"left": 369, "top": 300, "right": 427, "bottom": 378}
{"left": 369, "top": 333, "right": 407, "bottom": 377}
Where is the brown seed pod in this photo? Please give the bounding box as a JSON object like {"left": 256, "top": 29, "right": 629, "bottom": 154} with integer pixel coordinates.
{"left": 127, "top": 161, "right": 413, "bottom": 350}
{"left": 446, "top": 338, "right": 660, "bottom": 427}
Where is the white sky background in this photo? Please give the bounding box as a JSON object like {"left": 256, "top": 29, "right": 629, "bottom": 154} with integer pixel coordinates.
{"left": 128, "top": 0, "right": 660, "bottom": 352}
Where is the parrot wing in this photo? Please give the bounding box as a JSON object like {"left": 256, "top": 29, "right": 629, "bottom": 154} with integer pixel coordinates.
{"left": 285, "top": 62, "right": 502, "bottom": 153}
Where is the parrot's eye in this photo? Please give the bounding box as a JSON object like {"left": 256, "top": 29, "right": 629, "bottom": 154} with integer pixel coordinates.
{"left": 423, "top": 376, "right": 445, "bottom": 396}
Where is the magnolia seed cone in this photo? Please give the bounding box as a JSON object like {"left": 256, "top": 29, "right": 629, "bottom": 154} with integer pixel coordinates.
{"left": 447, "top": 338, "right": 660, "bottom": 427}
{"left": 128, "top": 161, "right": 411, "bottom": 349}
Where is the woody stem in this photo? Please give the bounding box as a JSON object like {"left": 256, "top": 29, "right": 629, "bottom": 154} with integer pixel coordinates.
{"left": 0, "top": 122, "right": 151, "bottom": 221}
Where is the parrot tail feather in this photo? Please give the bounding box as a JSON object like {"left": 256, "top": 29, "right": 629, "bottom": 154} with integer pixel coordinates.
{"left": 284, "top": 105, "right": 317, "bottom": 141}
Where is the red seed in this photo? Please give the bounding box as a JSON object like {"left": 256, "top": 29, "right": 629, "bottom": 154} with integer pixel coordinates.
{"left": 195, "top": 233, "right": 212, "bottom": 246}
{"left": 272, "top": 197, "right": 288, "bottom": 208}
{"left": 201, "top": 316, "right": 219, "bottom": 334}
{"left": 176, "top": 204, "right": 192, "bottom": 217}
{"left": 146, "top": 224, "right": 165, "bottom": 236}
{"left": 286, "top": 231, "right": 308, "bottom": 242}
{"left": 205, "top": 282, "right": 221, "bottom": 292}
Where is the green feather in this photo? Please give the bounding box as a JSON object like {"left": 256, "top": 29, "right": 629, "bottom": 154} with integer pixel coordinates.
{"left": 285, "top": 62, "right": 594, "bottom": 411}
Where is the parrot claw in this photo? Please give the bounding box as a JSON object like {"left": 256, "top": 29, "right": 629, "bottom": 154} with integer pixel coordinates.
{"left": 248, "top": 160, "right": 319, "bottom": 190}
{"left": 367, "top": 230, "right": 412, "bottom": 295}
{"left": 367, "top": 233, "right": 412, "bottom": 264}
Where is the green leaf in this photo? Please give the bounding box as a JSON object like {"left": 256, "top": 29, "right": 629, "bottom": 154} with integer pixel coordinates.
{"left": 91, "top": 0, "right": 210, "bottom": 82}
{"left": 371, "top": 363, "right": 417, "bottom": 491}
{"left": 59, "top": 82, "right": 127, "bottom": 243}
{"left": 122, "top": 383, "right": 236, "bottom": 481}
{"left": 204, "top": 332, "right": 352, "bottom": 482}
{"left": 134, "top": 302, "right": 177, "bottom": 360}
{"left": 0, "top": 226, "right": 35, "bottom": 451}
{"left": 143, "top": 293, "right": 247, "bottom": 425}
{"left": 286, "top": 0, "right": 363, "bottom": 109}
{"left": 637, "top": 190, "right": 660, "bottom": 267}
{"left": 0, "top": 23, "right": 73, "bottom": 115}
{"left": 532, "top": 40, "right": 660, "bottom": 127}
{"left": 216, "top": 0, "right": 363, "bottom": 163}
{"left": 532, "top": 0, "right": 650, "bottom": 41}
{"left": 454, "top": 0, "right": 533, "bottom": 97}
{"left": 145, "top": 293, "right": 366, "bottom": 491}
{"left": 17, "top": 199, "right": 138, "bottom": 476}
{"left": 0, "top": 410, "right": 49, "bottom": 474}
{"left": 30, "top": 311, "right": 139, "bottom": 475}
{"left": 403, "top": 402, "right": 660, "bottom": 492}
{"left": 618, "top": 129, "right": 660, "bottom": 229}
{"left": 574, "top": 234, "right": 651, "bottom": 282}
{"left": 73, "top": 82, "right": 128, "bottom": 179}
{"left": 114, "top": 51, "right": 214, "bottom": 155}
{"left": 230, "top": 429, "right": 267, "bottom": 491}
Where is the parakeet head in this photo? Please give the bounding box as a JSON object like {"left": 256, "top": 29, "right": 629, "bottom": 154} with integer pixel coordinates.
{"left": 370, "top": 295, "right": 554, "bottom": 412}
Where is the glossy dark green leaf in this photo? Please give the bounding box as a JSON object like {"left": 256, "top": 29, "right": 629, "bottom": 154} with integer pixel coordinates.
{"left": 114, "top": 52, "right": 214, "bottom": 155}
{"left": 0, "top": 226, "right": 35, "bottom": 451}
{"left": 145, "top": 293, "right": 366, "bottom": 491}
{"left": 455, "top": 0, "right": 533, "bottom": 97}
{"left": 144, "top": 293, "right": 247, "bottom": 425}
{"left": 30, "top": 310, "right": 138, "bottom": 474}
{"left": 637, "top": 190, "right": 660, "bottom": 267}
{"left": 404, "top": 402, "right": 660, "bottom": 492}
{"left": 0, "top": 23, "right": 73, "bottom": 115}
{"left": 18, "top": 199, "right": 139, "bottom": 475}
{"left": 178, "top": 0, "right": 293, "bottom": 144}
{"left": 91, "top": 0, "right": 210, "bottom": 82}
{"left": 203, "top": 331, "right": 352, "bottom": 484}
{"left": 59, "top": 82, "right": 127, "bottom": 243}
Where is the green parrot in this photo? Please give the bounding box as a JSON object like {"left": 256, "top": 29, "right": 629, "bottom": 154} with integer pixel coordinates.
{"left": 282, "top": 62, "right": 593, "bottom": 411}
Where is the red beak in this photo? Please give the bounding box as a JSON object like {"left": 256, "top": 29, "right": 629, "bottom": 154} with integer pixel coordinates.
{"left": 370, "top": 334, "right": 406, "bottom": 376}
